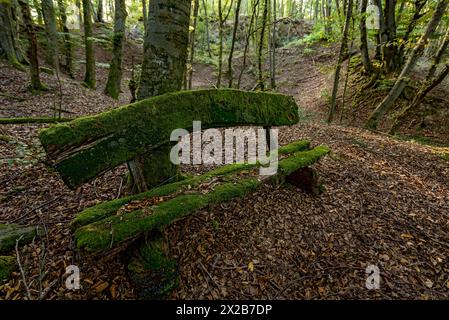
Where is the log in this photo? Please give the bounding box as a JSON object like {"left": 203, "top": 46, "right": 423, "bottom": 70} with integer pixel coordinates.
{"left": 38, "top": 89, "right": 300, "bottom": 189}
{"left": 0, "top": 117, "right": 73, "bottom": 124}
{"left": 73, "top": 141, "right": 330, "bottom": 252}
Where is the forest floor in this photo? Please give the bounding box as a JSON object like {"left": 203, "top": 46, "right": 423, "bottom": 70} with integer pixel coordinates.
{"left": 1, "top": 34, "right": 449, "bottom": 299}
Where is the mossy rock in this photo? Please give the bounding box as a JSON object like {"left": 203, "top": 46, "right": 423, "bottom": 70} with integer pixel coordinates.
{"left": 0, "top": 224, "right": 40, "bottom": 254}
{"left": 128, "top": 238, "right": 178, "bottom": 299}
{"left": 0, "top": 256, "right": 16, "bottom": 282}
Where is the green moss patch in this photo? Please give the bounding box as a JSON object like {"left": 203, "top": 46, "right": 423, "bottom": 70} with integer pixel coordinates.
{"left": 74, "top": 143, "right": 329, "bottom": 253}
{"left": 0, "top": 256, "right": 16, "bottom": 282}
{"left": 0, "top": 224, "right": 40, "bottom": 254}
{"left": 72, "top": 140, "right": 312, "bottom": 229}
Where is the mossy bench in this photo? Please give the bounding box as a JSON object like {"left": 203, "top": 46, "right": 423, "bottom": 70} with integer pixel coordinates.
{"left": 39, "top": 89, "right": 300, "bottom": 189}
{"left": 38, "top": 89, "right": 330, "bottom": 298}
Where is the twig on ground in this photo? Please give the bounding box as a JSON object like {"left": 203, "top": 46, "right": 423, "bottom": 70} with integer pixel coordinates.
{"left": 15, "top": 235, "right": 32, "bottom": 300}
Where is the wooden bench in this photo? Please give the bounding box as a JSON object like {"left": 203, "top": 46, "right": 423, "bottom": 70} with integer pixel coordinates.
{"left": 38, "top": 89, "right": 330, "bottom": 298}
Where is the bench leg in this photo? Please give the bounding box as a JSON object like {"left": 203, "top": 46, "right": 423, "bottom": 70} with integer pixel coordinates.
{"left": 128, "top": 234, "right": 179, "bottom": 299}
{"left": 286, "top": 167, "right": 324, "bottom": 195}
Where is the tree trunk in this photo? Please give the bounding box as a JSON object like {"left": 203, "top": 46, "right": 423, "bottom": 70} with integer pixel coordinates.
{"left": 132, "top": 0, "right": 192, "bottom": 192}
{"left": 359, "top": 0, "right": 372, "bottom": 73}
{"left": 397, "top": 0, "right": 427, "bottom": 67}
{"left": 141, "top": 0, "right": 147, "bottom": 29}
{"left": 104, "top": 0, "right": 127, "bottom": 99}
{"left": 188, "top": 0, "right": 200, "bottom": 90}
{"left": 57, "top": 0, "right": 74, "bottom": 78}
{"left": 374, "top": 0, "right": 386, "bottom": 60}
{"left": 390, "top": 63, "right": 449, "bottom": 133}
{"left": 257, "top": 0, "right": 269, "bottom": 90}
{"left": 426, "top": 25, "right": 449, "bottom": 81}
{"left": 366, "top": 0, "right": 449, "bottom": 130}
{"left": 76, "top": 0, "right": 83, "bottom": 31}
{"left": 202, "top": 0, "right": 212, "bottom": 58}
{"left": 324, "top": 0, "right": 332, "bottom": 36}
{"left": 382, "top": 0, "right": 397, "bottom": 72}
{"left": 32, "top": 0, "right": 43, "bottom": 24}
{"left": 270, "top": 0, "right": 276, "bottom": 89}
{"left": 41, "top": 0, "right": 60, "bottom": 72}
{"left": 0, "top": 2, "right": 25, "bottom": 70}
{"left": 327, "top": 0, "right": 353, "bottom": 123}
{"left": 97, "top": 0, "right": 104, "bottom": 22}
{"left": 227, "top": 0, "right": 242, "bottom": 87}
{"left": 18, "top": 0, "right": 43, "bottom": 91}
{"left": 237, "top": 0, "right": 259, "bottom": 88}
{"left": 82, "top": 0, "right": 96, "bottom": 88}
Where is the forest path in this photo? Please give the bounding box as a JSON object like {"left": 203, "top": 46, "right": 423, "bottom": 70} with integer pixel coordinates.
{"left": 1, "top": 41, "right": 449, "bottom": 299}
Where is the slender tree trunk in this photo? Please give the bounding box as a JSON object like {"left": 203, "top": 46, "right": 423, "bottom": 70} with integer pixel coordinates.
{"left": 202, "top": 0, "right": 212, "bottom": 57}
{"left": 131, "top": 0, "right": 192, "bottom": 192}
{"left": 76, "top": 0, "right": 83, "bottom": 31}
{"left": 374, "top": 0, "right": 386, "bottom": 61}
{"left": 31, "top": 0, "right": 43, "bottom": 24}
{"left": 313, "top": 0, "right": 319, "bottom": 22}
{"left": 187, "top": 0, "right": 200, "bottom": 90}
{"left": 298, "top": 0, "right": 303, "bottom": 19}
{"left": 41, "top": 0, "right": 60, "bottom": 72}
{"left": 382, "top": 0, "right": 399, "bottom": 73}
{"left": 142, "top": 0, "right": 147, "bottom": 29}
{"left": 105, "top": 0, "right": 127, "bottom": 99}
{"left": 327, "top": 0, "right": 353, "bottom": 123}
{"left": 216, "top": 0, "right": 234, "bottom": 88}
{"left": 227, "top": 0, "right": 242, "bottom": 87}
{"left": 97, "top": 0, "right": 104, "bottom": 22}
{"left": 426, "top": 26, "right": 449, "bottom": 81}
{"left": 360, "top": 0, "right": 372, "bottom": 73}
{"left": 397, "top": 0, "right": 427, "bottom": 67}
{"left": 237, "top": 0, "right": 259, "bottom": 88}
{"left": 270, "top": 0, "right": 276, "bottom": 89}
{"left": 217, "top": 0, "right": 224, "bottom": 87}
{"left": 390, "top": 63, "right": 449, "bottom": 133}
{"left": 366, "top": 0, "right": 449, "bottom": 130}
{"left": 91, "top": 0, "right": 99, "bottom": 22}
{"left": 257, "top": 0, "right": 269, "bottom": 90}
{"left": 0, "top": 2, "right": 25, "bottom": 70}
{"left": 57, "top": 0, "right": 74, "bottom": 78}
{"left": 324, "top": 0, "right": 332, "bottom": 36}
{"left": 18, "top": 0, "right": 43, "bottom": 91}
{"left": 83, "top": 0, "right": 96, "bottom": 88}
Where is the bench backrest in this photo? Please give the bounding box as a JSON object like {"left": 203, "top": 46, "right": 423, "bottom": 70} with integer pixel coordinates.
{"left": 39, "top": 89, "right": 300, "bottom": 188}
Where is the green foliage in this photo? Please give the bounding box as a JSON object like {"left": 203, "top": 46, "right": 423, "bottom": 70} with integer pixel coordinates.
{"left": 277, "top": 146, "right": 330, "bottom": 177}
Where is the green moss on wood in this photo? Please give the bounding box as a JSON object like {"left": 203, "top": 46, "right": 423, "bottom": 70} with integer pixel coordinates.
{"left": 72, "top": 140, "right": 311, "bottom": 229}
{"left": 0, "top": 224, "right": 40, "bottom": 254}
{"left": 278, "top": 146, "right": 330, "bottom": 176}
{"left": 39, "top": 89, "right": 301, "bottom": 188}
{"left": 128, "top": 238, "right": 179, "bottom": 299}
{"left": 73, "top": 145, "right": 329, "bottom": 253}
{"left": 0, "top": 256, "right": 16, "bottom": 282}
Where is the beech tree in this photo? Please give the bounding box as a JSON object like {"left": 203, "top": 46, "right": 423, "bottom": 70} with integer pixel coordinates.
{"left": 41, "top": 0, "right": 60, "bottom": 71}
{"left": 83, "top": 0, "right": 96, "bottom": 88}
{"left": 18, "top": 0, "right": 44, "bottom": 91}
{"left": 131, "top": 0, "right": 192, "bottom": 192}
{"left": 105, "top": 0, "right": 127, "bottom": 99}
